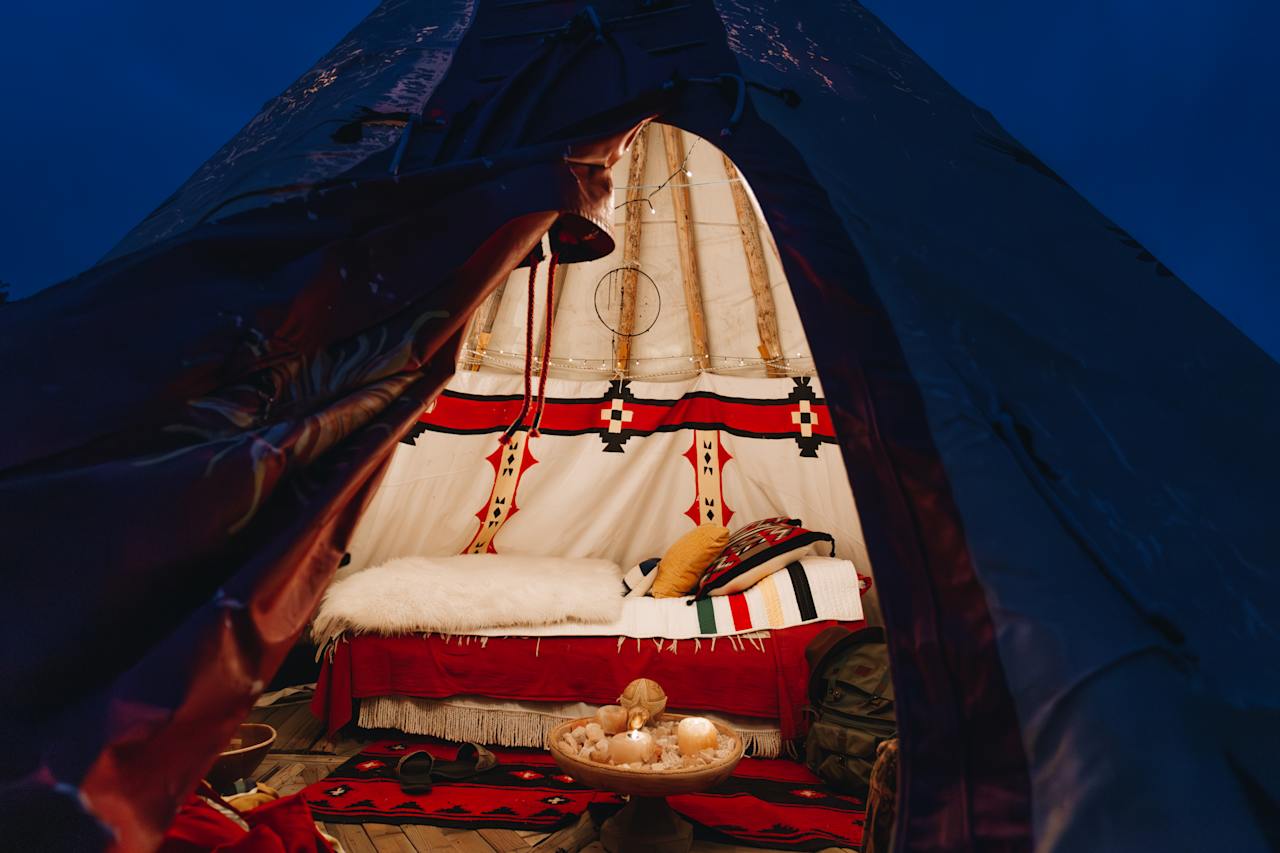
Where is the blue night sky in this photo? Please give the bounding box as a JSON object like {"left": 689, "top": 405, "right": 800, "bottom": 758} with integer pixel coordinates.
{"left": 0, "top": 1, "right": 1276, "bottom": 358}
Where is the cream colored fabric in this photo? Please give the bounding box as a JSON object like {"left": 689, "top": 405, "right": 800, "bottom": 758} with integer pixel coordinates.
{"left": 652, "top": 524, "right": 728, "bottom": 597}
{"left": 342, "top": 373, "right": 870, "bottom": 577}
{"left": 224, "top": 783, "right": 279, "bottom": 813}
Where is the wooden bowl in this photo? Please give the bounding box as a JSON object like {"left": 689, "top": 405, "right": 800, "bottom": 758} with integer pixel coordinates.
{"left": 547, "top": 714, "right": 744, "bottom": 797}
{"left": 206, "top": 723, "right": 276, "bottom": 791}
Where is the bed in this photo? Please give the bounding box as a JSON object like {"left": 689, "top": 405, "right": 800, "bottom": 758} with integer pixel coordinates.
{"left": 311, "top": 555, "right": 868, "bottom": 755}
{"left": 313, "top": 621, "right": 861, "bottom": 754}
{"left": 309, "top": 372, "right": 873, "bottom": 756}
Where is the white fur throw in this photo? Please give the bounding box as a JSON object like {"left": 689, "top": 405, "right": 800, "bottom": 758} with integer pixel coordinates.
{"left": 312, "top": 555, "right": 624, "bottom": 648}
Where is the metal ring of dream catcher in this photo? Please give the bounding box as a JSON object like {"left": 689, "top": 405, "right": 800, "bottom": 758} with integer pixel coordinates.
{"left": 593, "top": 267, "right": 662, "bottom": 337}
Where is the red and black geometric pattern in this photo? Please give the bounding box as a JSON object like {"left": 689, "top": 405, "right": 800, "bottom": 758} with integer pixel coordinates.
{"left": 461, "top": 430, "right": 538, "bottom": 554}
{"left": 786, "top": 377, "right": 824, "bottom": 458}
{"left": 302, "top": 739, "right": 864, "bottom": 851}
{"left": 303, "top": 740, "right": 597, "bottom": 832}
{"left": 696, "top": 518, "right": 835, "bottom": 598}
{"left": 409, "top": 378, "right": 835, "bottom": 458}
{"left": 683, "top": 430, "right": 733, "bottom": 527}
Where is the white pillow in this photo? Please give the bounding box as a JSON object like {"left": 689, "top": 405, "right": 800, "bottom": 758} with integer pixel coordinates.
{"left": 621, "top": 557, "right": 660, "bottom": 597}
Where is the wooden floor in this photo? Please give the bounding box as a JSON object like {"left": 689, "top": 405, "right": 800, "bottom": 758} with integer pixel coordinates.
{"left": 245, "top": 698, "right": 856, "bottom": 853}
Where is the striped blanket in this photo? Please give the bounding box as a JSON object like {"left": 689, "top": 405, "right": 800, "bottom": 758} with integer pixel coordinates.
{"left": 471, "top": 557, "right": 862, "bottom": 639}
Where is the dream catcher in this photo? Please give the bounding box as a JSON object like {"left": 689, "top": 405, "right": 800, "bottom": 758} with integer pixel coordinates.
{"left": 594, "top": 267, "right": 662, "bottom": 374}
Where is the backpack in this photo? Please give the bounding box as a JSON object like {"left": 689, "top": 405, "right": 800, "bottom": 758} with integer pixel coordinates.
{"left": 803, "top": 625, "right": 896, "bottom": 795}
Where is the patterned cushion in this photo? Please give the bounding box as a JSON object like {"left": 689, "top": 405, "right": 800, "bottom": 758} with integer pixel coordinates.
{"left": 695, "top": 517, "right": 834, "bottom": 599}
{"left": 622, "top": 557, "right": 660, "bottom": 597}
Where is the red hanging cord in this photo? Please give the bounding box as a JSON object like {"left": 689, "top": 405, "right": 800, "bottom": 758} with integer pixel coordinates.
{"left": 499, "top": 257, "right": 540, "bottom": 445}
{"left": 531, "top": 251, "right": 558, "bottom": 437}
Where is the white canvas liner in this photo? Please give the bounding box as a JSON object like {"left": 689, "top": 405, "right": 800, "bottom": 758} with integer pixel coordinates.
{"left": 342, "top": 373, "right": 869, "bottom": 575}
{"left": 342, "top": 124, "right": 869, "bottom": 580}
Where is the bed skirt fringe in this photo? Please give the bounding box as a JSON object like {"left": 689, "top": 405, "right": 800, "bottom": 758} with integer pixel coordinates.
{"left": 357, "top": 695, "right": 786, "bottom": 758}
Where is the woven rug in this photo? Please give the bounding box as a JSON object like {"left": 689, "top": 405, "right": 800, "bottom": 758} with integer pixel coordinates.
{"left": 302, "top": 739, "right": 865, "bottom": 851}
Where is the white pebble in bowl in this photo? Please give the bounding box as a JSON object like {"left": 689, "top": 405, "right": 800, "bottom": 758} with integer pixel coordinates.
{"left": 561, "top": 722, "right": 738, "bottom": 771}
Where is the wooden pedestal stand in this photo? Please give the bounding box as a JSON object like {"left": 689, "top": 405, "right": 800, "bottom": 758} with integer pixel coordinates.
{"left": 600, "top": 795, "right": 693, "bottom": 853}
{"left": 547, "top": 715, "right": 744, "bottom": 853}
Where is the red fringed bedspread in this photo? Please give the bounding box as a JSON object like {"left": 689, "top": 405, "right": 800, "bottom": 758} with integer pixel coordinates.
{"left": 314, "top": 621, "right": 856, "bottom": 738}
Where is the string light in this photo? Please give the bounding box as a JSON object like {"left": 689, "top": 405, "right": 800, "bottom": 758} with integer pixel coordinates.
{"left": 463, "top": 345, "right": 812, "bottom": 380}
{"left": 615, "top": 136, "right": 702, "bottom": 214}
{"left": 616, "top": 177, "right": 743, "bottom": 190}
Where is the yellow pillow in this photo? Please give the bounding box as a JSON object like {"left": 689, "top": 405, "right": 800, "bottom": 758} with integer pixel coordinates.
{"left": 651, "top": 525, "right": 729, "bottom": 598}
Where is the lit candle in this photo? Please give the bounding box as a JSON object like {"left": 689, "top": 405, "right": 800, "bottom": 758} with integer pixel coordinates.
{"left": 609, "top": 729, "right": 656, "bottom": 765}
{"left": 677, "top": 717, "right": 719, "bottom": 756}
{"left": 596, "top": 705, "right": 628, "bottom": 735}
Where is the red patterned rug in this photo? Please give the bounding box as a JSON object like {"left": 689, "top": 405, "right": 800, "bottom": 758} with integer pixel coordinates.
{"left": 301, "top": 739, "right": 864, "bottom": 851}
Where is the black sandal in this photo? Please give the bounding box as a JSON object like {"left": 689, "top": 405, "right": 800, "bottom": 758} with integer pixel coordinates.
{"left": 433, "top": 743, "right": 497, "bottom": 780}
{"left": 396, "top": 750, "right": 437, "bottom": 795}
{"left": 396, "top": 744, "right": 497, "bottom": 794}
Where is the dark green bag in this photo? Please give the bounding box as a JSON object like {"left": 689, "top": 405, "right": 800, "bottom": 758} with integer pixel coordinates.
{"left": 803, "top": 625, "right": 896, "bottom": 795}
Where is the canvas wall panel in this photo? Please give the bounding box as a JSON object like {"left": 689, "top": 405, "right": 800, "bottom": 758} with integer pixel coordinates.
{"left": 344, "top": 372, "right": 868, "bottom": 574}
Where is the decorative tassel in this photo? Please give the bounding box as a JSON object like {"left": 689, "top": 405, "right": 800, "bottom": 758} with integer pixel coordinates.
{"left": 500, "top": 257, "right": 541, "bottom": 445}
{"left": 531, "top": 251, "right": 558, "bottom": 437}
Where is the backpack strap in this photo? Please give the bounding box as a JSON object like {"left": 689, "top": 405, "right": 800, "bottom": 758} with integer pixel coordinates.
{"left": 805, "top": 625, "right": 854, "bottom": 672}
{"left": 805, "top": 625, "right": 887, "bottom": 707}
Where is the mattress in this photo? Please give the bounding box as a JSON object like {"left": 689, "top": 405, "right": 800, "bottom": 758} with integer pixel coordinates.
{"left": 470, "top": 557, "right": 864, "bottom": 638}
{"left": 315, "top": 556, "right": 863, "bottom": 645}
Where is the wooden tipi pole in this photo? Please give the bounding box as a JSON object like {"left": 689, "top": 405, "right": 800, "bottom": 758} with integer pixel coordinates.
{"left": 661, "top": 124, "right": 710, "bottom": 370}
{"left": 722, "top": 154, "right": 785, "bottom": 376}
{"left": 614, "top": 124, "right": 650, "bottom": 376}
{"left": 534, "top": 258, "right": 568, "bottom": 371}
{"left": 462, "top": 280, "right": 509, "bottom": 371}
